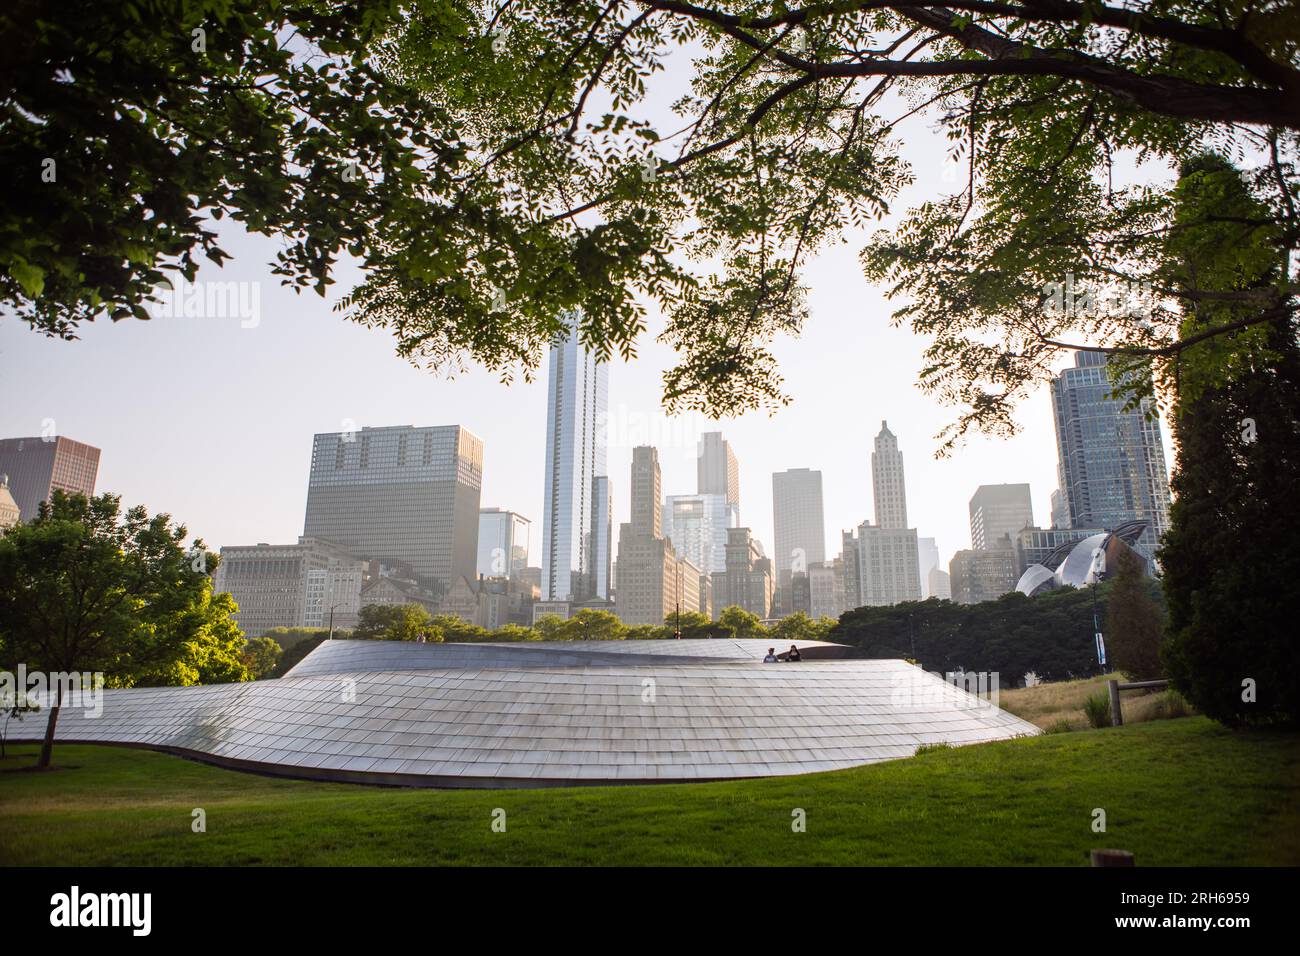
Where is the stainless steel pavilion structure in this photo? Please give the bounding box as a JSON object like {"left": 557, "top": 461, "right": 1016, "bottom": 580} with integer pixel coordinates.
{"left": 12, "top": 639, "right": 1038, "bottom": 788}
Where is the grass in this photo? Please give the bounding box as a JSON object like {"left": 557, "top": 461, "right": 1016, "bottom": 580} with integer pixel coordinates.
{"left": 2, "top": 717, "right": 1297, "bottom": 866}
{"left": 998, "top": 672, "right": 1194, "bottom": 731}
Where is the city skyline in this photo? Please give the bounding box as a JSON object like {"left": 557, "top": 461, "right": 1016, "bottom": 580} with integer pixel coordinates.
{"left": 0, "top": 322, "right": 1176, "bottom": 581}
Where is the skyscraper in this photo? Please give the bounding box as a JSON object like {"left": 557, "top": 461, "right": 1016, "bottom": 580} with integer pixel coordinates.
{"left": 540, "top": 318, "right": 611, "bottom": 602}
{"left": 302, "top": 424, "right": 482, "bottom": 593}
{"left": 772, "top": 468, "right": 826, "bottom": 615}
{"left": 842, "top": 422, "right": 921, "bottom": 608}
{"left": 697, "top": 431, "right": 740, "bottom": 515}
{"left": 589, "top": 475, "right": 613, "bottom": 602}
{"left": 871, "top": 422, "right": 908, "bottom": 529}
{"left": 477, "top": 508, "right": 531, "bottom": 578}
{"left": 615, "top": 446, "right": 704, "bottom": 625}
{"left": 969, "top": 483, "right": 1034, "bottom": 550}
{"left": 1050, "top": 352, "right": 1172, "bottom": 553}
{"left": 0, "top": 435, "right": 100, "bottom": 522}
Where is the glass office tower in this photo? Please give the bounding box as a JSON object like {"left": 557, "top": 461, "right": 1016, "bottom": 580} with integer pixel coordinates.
{"left": 1050, "top": 352, "right": 1172, "bottom": 555}
{"left": 477, "top": 508, "right": 531, "bottom": 578}
{"left": 540, "top": 318, "right": 611, "bottom": 602}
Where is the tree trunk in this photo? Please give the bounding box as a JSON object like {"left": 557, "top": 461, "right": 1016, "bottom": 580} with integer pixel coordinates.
{"left": 37, "top": 684, "right": 62, "bottom": 770}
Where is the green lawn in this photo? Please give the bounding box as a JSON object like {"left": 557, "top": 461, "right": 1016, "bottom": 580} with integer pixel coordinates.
{"left": 1, "top": 717, "right": 1297, "bottom": 866}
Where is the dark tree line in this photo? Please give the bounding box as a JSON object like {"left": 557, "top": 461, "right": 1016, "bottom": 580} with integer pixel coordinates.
{"left": 831, "top": 584, "right": 1156, "bottom": 684}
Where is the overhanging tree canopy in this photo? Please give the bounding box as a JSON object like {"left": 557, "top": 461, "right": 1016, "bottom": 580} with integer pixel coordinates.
{"left": 349, "top": 0, "right": 1299, "bottom": 447}
{"left": 4, "top": 1, "right": 1297, "bottom": 447}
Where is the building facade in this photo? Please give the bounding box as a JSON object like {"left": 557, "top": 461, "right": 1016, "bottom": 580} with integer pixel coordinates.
{"left": 697, "top": 431, "right": 740, "bottom": 514}
{"left": 615, "top": 447, "right": 705, "bottom": 625}
{"left": 663, "top": 493, "right": 737, "bottom": 574}
{"left": 476, "top": 508, "right": 531, "bottom": 578}
{"left": 842, "top": 523, "right": 922, "bottom": 608}
{"left": 841, "top": 422, "right": 921, "bottom": 609}
{"left": 928, "top": 567, "right": 952, "bottom": 600}
{"left": 0, "top": 435, "right": 101, "bottom": 522}
{"left": 302, "top": 424, "right": 482, "bottom": 594}
{"left": 540, "top": 318, "right": 611, "bottom": 602}
{"left": 1050, "top": 351, "right": 1172, "bottom": 554}
{"left": 808, "top": 559, "right": 846, "bottom": 620}
{"left": 710, "top": 527, "right": 774, "bottom": 619}
{"left": 948, "top": 548, "right": 1020, "bottom": 605}
{"left": 772, "top": 468, "right": 826, "bottom": 616}
{"left": 871, "top": 422, "right": 908, "bottom": 530}
{"left": 213, "top": 538, "right": 363, "bottom": 637}
{"left": 0, "top": 474, "right": 20, "bottom": 530}
{"left": 917, "top": 537, "right": 941, "bottom": 599}
{"left": 969, "top": 483, "right": 1034, "bottom": 551}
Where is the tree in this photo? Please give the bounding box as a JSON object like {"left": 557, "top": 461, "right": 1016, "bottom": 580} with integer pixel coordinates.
{"left": 9, "top": 3, "right": 1296, "bottom": 447}
{"left": 532, "top": 614, "right": 568, "bottom": 641}
{"left": 772, "top": 612, "right": 834, "bottom": 645}
{"left": 241, "top": 636, "right": 283, "bottom": 681}
{"left": 129, "top": 586, "right": 250, "bottom": 686}
{"left": 1159, "top": 155, "right": 1300, "bottom": 727}
{"left": 717, "top": 606, "right": 767, "bottom": 641}
{"left": 0, "top": 491, "right": 234, "bottom": 767}
{"left": 337, "top": 1, "right": 1297, "bottom": 445}
{"left": 664, "top": 610, "right": 716, "bottom": 639}
{"left": 1104, "top": 548, "right": 1164, "bottom": 681}
{"left": 426, "top": 614, "right": 489, "bottom": 642}
{"left": 351, "top": 603, "right": 437, "bottom": 642}
{"left": 831, "top": 589, "right": 1138, "bottom": 681}
{"left": 490, "top": 623, "right": 541, "bottom": 643}
{"left": 262, "top": 627, "right": 333, "bottom": 651}
{"left": 562, "top": 608, "right": 624, "bottom": 641}
{"left": 1, "top": 0, "right": 466, "bottom": 336}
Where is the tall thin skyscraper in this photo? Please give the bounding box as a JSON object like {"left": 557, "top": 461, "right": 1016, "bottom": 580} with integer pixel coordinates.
{"left": 871, "top": 422, "right": 908, "bottom": 529}
{"left": 589, "top": 476, "right": 613, "bottom": 602}
{"left": 772, "top": 468, "right": 826, "bottom": 614}
{"left": 697, "top": 432, "right": 740, "bottom": 515}
{"left": 0, "top": 435, "right": 100, "bottom": 522}
{"left": 303, "top": 424, "right": 482, "bottom": 592}
{"left": 540, "top": 318, "right": 610, "bottom": 602}
{"left": 843, "top": 422, "right": 920, "bottom": 608}
{"left": 616, "top": 446, "right": 703, "bottom": 624}
{"left": 969, "top": 483, "right": 1034, "bottom": 550}
{"left": 1050, "top": 352, "right": 1172, "bottom": 553}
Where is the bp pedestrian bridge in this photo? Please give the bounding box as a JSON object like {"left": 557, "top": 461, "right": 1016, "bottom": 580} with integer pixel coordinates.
{"left": 16, "top": 638, "right": 1038, "bottom": 788}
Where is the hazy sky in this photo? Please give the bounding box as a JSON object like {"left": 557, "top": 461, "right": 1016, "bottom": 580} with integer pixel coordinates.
{"left": 0, "top": 46, "right": 1177, "bottom": 572}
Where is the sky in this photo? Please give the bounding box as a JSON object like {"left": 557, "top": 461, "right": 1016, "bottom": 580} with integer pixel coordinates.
{"left": 0, "top": 45, "right": 1178, "bottom": 573}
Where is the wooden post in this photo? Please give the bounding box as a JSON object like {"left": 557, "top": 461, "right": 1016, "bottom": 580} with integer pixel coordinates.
{"left": 1108, "top": 678, "right": 1123, "bottom": 727}
{"left": 1091, "top": 848, "right": 1135, "bottom": 867}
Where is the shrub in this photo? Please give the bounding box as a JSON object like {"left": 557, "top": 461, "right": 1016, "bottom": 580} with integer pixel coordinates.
{"left": 1083, "top": 692, "right": 1112, "bottom": 729}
